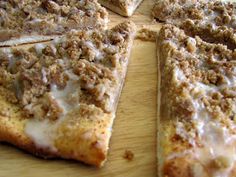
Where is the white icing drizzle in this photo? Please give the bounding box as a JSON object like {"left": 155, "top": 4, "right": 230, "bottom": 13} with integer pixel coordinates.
{"left": 84, "top": 41, "right": 104, "bottom": 60}
{"left": 35, "top": 43, "right": 46, "bottom": 54}
{"left": 28, "top": 18, "right": 43, "bottom": 24}
{"left": 50, "top": 69, "right": 81, "bottom": 114}
{"left": 172, "top": 65, "right": 236, "bottom": 177}
{"left": 174, "top": 67, "right": 187, "bottom": 81}
{"left": 0, "top": 48, "right": 14, "bottom": 71}
{"left": 25, "top": 69, "right": 81, "bottom": 151}
{"left": 50, "top": 79, "right": 80, "bottom": 113}
{"left": 25, "top": 119, "right": 57, "bottom": 152}
{"left": 49, "top": 44, "right": 57, "bottom": 55}
{"left": 41, "top": 67, "right": 48, "bottom": 83}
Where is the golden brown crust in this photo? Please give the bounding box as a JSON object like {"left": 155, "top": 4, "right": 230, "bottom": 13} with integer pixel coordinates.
{"left": 98, "top": 0, "right": 143, "bottom": 16}
{"left": 0, "top": 93, "right": 111, "bottom": 166}
{"left": 0, "top": 21, "right": 136, "bottom": 167}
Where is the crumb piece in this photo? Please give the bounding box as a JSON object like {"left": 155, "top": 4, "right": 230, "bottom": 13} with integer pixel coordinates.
{"left": 42, "top": 0, "right": 60, "bottom": 14}
{"left": 0, "top": 107, "right": 10, "bottom": 117}
{"left": 211, "top": 156, "right": 232, "bottom": 169}
{"left": 136, "top": 28, "right": 157, "bottom": 42}
{"left": 123, "top": 150, "right": 134, "bottom": 161}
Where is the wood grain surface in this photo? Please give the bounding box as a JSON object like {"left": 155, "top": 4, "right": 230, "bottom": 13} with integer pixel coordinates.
{"left": 0, "top": 1, "right": 161, "bottom": 177}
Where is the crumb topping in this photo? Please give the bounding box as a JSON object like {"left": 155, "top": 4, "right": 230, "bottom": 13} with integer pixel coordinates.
{"left": 0, "top": 22, "right": 136, "bottom": 121}
{"left": 153, "top": 0, "right": 236, "bottom": 27}
{"left": 153, "top": 0, "right": 236, "bottom": 50}
{"left": 159, "top": 24, "right": 236, "bottom": 176}
{"left": 160, "top": 24, "right": 236, "bottom": 137}
{"left": 136, "top": 28, "right": 157, "bottom": 42}
{"left": 0, "top": 0, "right": 108, "bottom": 42}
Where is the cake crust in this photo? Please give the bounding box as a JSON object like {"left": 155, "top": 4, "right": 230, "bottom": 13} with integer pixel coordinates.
{"left": 98, "top": 0, "right": 143, "bottom": 16}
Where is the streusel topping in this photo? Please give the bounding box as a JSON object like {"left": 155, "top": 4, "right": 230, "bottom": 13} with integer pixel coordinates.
{"left": 0, "top": 0, "right": 108, "bottom": 42}
{"left": 159, "top": 24, "right": 236, "bottom": 177}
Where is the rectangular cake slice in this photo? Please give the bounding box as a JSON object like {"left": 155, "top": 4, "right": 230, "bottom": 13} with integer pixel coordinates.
{"left": 0, "top": 0, "right": 108, "bottom": 46}
{"left": 152, "top": 0, "right": 236, "bottom": 25}
{"left": 0, "top": 21, "right": 136, "bottom": 167}
{"left": 157, "top": 24, "right": 236, "bottom": 177}
{"left": 153, "top": 0, "right": 236, "bottom": 49}
{"left": 98, "top": 0, "right": 143, "bottom": 17}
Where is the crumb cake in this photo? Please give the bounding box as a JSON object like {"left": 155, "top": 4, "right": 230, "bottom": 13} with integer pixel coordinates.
{"left": 0, "top": 21, "right": 136, "bottom": 167}
{"left": 0, "top": 0, "right": 108, "bottom": 46}
{"left": 98, "top": 0, "right": 143, "bottom": 16}
{"left": 157, "top": 24, "right": 236, "bottom": 177}
{"left": 153, "top": 0, "right": 236, "bottom": 48}
{"left": 152, "top": 0, "right": 236, "bottom": 25}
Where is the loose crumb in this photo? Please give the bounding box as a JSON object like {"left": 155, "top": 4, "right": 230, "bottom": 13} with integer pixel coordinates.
{"left": 136, "top": 28, "right": 156, "bottom": 42}
{"left": 0, "top": 107, "right": 10, "bottom": 117}
{"left": 123, "top": 150, "right": 134, "bottom": 161}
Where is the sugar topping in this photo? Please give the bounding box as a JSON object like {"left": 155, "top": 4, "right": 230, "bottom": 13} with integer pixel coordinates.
{"left": 0, "top": 0, "right": 108, "bottom": 44}
{"left": 0, "top": 21, "right": 136, "bottom": 152}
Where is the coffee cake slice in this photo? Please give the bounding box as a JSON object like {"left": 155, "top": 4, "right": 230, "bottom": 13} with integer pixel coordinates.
{"left": 153, "top": 0, "right": 236, "bottom": 49}
{"left": 152, "top": 0, "right": 236, "bottom": 25}
{"left": 0, "top": 21, "right": 136, "bottom": 167}
{"left": 157, "top": 24, "right": 236, "bottom": 177}
{"left": 98, "top": 0, "right": 143, "bottom": 16}
{"left": 0, "top": 0, "right": 108, "bottom": 46}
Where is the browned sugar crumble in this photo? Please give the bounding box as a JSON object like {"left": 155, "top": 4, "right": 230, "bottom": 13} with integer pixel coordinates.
{"left": 123, "top": 150, "right": 134, "bottom": 161}
{"left": 159, "top": 24, "right": 236, "bottom": 143}
{"left": 153, "top": 0, "right": 236, "bottom": 49}
{"left": 153, "top": 0, "right": 235, "bottom": 26}
{"left": 0, "top": 22, "right": 136, "bottom": 121}
{"left": 136, "top": 28, "right": 157, "bottom": 42}
{"left": 0, "top": 0, "right": 108, "bottom": 42}
{"left": 156, "top": 1, "right": 236, "bottom": 176}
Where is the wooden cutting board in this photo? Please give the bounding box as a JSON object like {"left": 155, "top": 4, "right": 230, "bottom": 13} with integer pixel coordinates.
{"left": 0, "top": 1, "right": 162, "bottom": 177}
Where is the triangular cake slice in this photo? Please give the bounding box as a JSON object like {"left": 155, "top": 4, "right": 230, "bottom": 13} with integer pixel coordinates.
{"left": 0, "top": 21, "right": 136, "bottom": 167}
{"left": 0, "top": 0, "right": 108, "bottom": 46}
{"left": 98, "top": 0, "right": 143, "bottom": 17}
{"left": 153, "top": 0, "right": 236, "bottom": 50}
{"left": 157, "top": 24, "right": 236, "bottom": 177}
